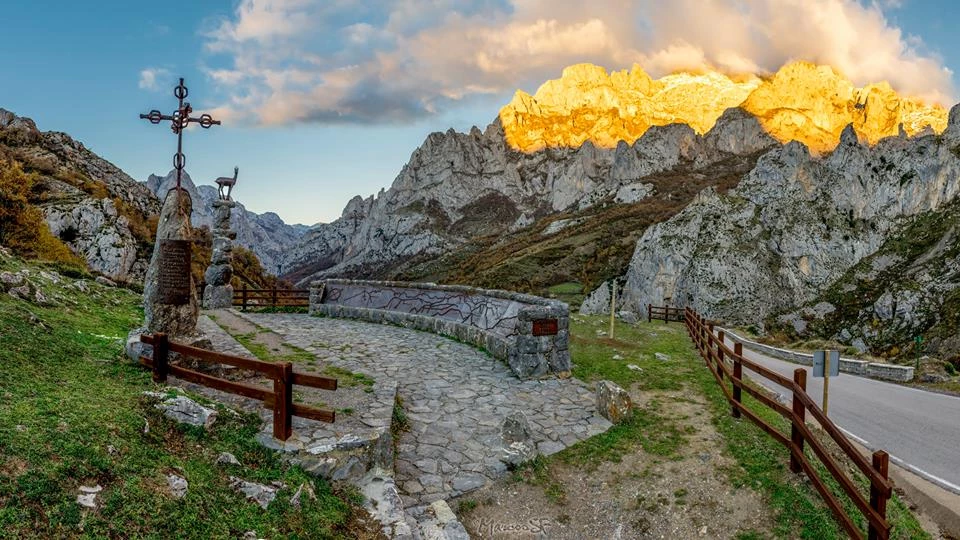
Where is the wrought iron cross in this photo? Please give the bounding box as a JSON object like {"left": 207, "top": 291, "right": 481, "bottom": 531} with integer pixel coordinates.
{"left": 139, "top": 77, "right": 221, "bottom": 190}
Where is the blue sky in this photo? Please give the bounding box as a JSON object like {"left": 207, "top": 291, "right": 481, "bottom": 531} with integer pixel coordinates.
{"left": 1, "top": 1, "right": 957, "bottom": 225}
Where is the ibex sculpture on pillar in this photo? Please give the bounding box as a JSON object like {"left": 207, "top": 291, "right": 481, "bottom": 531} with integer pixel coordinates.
{"left": 216, "top": 166, "right": 238, "bottom": 201}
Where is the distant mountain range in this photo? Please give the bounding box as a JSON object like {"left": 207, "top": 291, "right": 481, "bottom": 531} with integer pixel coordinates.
{"left": 144, "top": 170, "right": 310, "bottom": 272}
{"left": 278, "top": 60, "right": 960, "bottom": 365}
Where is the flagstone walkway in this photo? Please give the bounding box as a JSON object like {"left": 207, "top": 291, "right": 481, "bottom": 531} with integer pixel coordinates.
{"left": 235, "top": 311, "right": 612, "bottom": 506}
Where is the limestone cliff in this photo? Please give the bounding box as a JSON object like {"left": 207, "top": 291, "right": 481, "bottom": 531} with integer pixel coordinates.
{"left": 500, "top": 61, "right": 948, "bottom": 155}
{"left": 583, "top": 105, "right": 960, "bottom": 335}
{"left": 282, "top": 111, "right": 776, "bottom": 285}
{"left": 0, "top": 108, "right": 161, "bottom": 281}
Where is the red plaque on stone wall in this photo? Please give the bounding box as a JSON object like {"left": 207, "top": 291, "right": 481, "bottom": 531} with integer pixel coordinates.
{"left": 532, "top": 318, "right": 558, "bottom": 336}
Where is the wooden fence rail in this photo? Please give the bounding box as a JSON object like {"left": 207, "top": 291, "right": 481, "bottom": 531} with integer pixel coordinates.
{"left": 677, "top": 306, "right": 892, "bottom": 540}
{"left": 138, "top": 333, "right": 336, "bottom": 441}
{"left": 233, "top": 287, "right": 309, "bottom": 311}
{"left": 647, "top": 304, "right": 685, "bottom": 323}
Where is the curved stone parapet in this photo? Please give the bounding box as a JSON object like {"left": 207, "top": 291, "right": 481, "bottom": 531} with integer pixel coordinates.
{"left": 310, "top": 279, "right": 571, "bottom": 379}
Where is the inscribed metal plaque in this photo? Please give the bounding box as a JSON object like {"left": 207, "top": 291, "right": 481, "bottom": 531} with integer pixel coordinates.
{"left": 813, "top": 350, "right": 840, "bottom": 378}
{"left": 532, "top": 318, "right": 559, "bottom": 336}
{"left": 158, "top": 239, "right": 192, "bottom": 305}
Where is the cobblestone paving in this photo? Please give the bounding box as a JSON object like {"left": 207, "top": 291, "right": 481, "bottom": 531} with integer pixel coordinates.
{"left": 197, "top": 314, "right": 397, "bottom": 458}
{"left": 239, "top": 312, "right": 612, "bottom": 506}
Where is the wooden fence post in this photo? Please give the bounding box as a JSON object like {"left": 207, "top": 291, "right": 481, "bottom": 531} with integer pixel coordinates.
{"left": 273, "top": 362, "right": 293, "bottom": 441}
{"left": 790, "top": 368, "right": 807, "bottom": 474}
{"left": 153, "top": 333, "right": 169, "bottom": 383}
{"left": 242, "top": 285, "right": 248, "bottom": 311}
{"left": 868, "top": 451, "right": 890, "bottom": 540}
{"left": 716, "top": 328, "right": 724, "bottom": 381}
{"left": 272, "top": 287, "right": 278, "bottom": 307}
{"left": 647, "top": 304, "right": 652, "bottom": 323}
{"left": 732, "top": 342, "right": 743, "bottom": 418}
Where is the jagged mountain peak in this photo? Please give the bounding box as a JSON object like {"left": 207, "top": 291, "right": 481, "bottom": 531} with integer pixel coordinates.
{"left": 499, "top": 60, "right": 949, "bottom": 155}
{"left": 143, "top": 169, "right": 307, "bottom": 270}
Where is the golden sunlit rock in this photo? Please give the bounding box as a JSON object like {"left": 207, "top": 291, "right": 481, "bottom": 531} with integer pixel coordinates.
{"left": 500, "top": 61, "right": 949, "bottom": 155}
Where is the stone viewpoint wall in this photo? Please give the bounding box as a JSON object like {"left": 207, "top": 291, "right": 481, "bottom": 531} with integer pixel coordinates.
{"left": 719, "top": 327, "right": 914, "bottom": 383}
{"left": 309, "top": 279, "right": 571, "bottom": 379}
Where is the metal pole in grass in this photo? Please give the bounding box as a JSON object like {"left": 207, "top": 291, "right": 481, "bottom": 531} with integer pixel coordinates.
{"left": 609, "top": 280, "right": 617, "bottom": 340}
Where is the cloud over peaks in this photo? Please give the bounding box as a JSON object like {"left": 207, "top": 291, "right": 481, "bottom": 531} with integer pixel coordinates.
{"left": 203, "top": 0, "right": 956, "bottom": 126}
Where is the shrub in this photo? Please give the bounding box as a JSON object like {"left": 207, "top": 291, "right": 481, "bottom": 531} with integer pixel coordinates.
{"left": 0, "top": 159, "right": 86, "bottom": 269}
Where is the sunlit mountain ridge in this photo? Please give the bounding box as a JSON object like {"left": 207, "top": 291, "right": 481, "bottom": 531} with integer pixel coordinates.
{"left": 499, "top": 61, "right": 949, "bottom": 154}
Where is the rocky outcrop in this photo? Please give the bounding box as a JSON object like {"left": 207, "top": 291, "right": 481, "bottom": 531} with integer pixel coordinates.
{"left": 284, "top": 111, "right": 776, "bottom": 285}
{"left": 1, "top": 108, "right": 161, "bottom": 282}
{"left": 771, "top": 194, "right": 960, "bottom": 362}
{"left": 44, "top": 197, "right": 147, "bottom": 279}
{"left": 591, "top": 106, "right": 960, "bottom": 329}
{"left": 145, "top": 170, "right": 308, "bottom": 271}
{"left": 499, "top": 61, "right": 947, "bottom": 155}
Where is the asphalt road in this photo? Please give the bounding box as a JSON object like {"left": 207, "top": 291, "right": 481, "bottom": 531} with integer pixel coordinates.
{"left": 716, "top": 334, "right": 960, "bottom": 494}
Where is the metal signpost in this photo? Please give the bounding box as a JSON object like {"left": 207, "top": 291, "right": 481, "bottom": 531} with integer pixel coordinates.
{"left": 609, "top": 281, "right": 617, "bottom": 340}
{"left": 139, "top": 78, "right": 222, "bottom": 190}
{"left": 813, "top": 350, "right": 840, "bottom": 415}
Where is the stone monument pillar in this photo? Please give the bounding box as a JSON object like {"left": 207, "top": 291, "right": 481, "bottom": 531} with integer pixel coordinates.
{"left": 202, "top": 199, "right": 236, "bottom": 309}
{"left": 143, "top": 188, "right": 199, "bottom": 336}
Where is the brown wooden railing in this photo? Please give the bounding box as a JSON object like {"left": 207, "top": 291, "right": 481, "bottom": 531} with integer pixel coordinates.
{"left": 138, "top": 333, "right": 336, "bottom": 441}
{"left": 233, "top": 286, "right": 309, "bottom": 311}
{"left": 647, "top": 304, "right": 684, "bottom": 323}
{"left": 681, "top": 307, "right": 892, "bottom": 540}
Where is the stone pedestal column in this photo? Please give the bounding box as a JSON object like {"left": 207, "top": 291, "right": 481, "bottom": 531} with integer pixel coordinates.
{"left": 144, "top": 188, "right": 199, "bottom": 336}
{"left": 203, "top": 199, "right": 236, "bottom": 309}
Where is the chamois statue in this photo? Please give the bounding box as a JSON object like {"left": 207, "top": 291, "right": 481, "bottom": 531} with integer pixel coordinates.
{"left": 215, "top": 166, "right": 238, "bottom": 201}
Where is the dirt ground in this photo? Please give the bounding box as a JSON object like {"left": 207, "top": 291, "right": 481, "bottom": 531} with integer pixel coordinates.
{"left": 455, "top": 388, "right": 775, "bottom": 539}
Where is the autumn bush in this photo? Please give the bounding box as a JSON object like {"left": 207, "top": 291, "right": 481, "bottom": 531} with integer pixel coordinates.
{"left": 0, "top": 159, "right": 86, "bottom": 268}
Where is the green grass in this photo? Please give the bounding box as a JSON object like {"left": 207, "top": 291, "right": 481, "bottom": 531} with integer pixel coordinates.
{"left": 544, "top": 281, "right": 586, "bottom": 307}
{"left": 322, "top": 365, "right": 375, "bottom": 388}
{"left": 228, "top": 330, "right": 313, "bottom": 364}
{"left": 562, "top": 316, "right": 928, "bottom": 539}
{"left": 0, "top": 256, "right": 363, "bottom": 538}
{"left": 555, "top": 399, "right": 686, "bottom": 467}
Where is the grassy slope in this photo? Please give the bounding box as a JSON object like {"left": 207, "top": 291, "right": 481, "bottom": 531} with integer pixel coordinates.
{"left": 0, "top": 255, "right": 368, "bottom": 539}
{"left": 547, "top": 316, "right": 927, "bottom": 539}
{"left": 394, "top": 152, "right": 762, "bottom": 297}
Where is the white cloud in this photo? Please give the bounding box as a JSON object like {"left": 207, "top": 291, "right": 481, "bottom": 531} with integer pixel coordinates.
{"left": 202, "top": 0, "right": 956, "bottom": 126}
{"left": 138, "top": 68, "right": 172, "bottom": 91}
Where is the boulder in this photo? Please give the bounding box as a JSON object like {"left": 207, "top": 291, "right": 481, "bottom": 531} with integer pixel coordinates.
{"left": 217, "top": 452, "right": 241, "bottom": 466}
{"left": 8, "top": 284, "right": 30, "bottom": 300}
{"left": 152, "top": 394, "right": 217, "bottom": 429}
{"left": 596, "top": 380, "right": 633, "bottom": 424}
{"left": 125, "top": 328, "right": 149, "bottom": 363}
{"left": 617, "top": 310, "right": 639, "bottom": 324}
{"left": 76, "top": 485, "right": 102, "bottom": 509}
{"left": 167, "top": 474, "right": 188, "bottom": 499}
{"left": 499, "top": 411, "right": 538, "bottom": 467}
{"left": 0, "top": 271, "right": 23, "bottom": 288}
{"left": 95, "top": 276, "right": 117, "bottom": 288}
{"left": 230, "top": 477, "right": 279, "bottom": 510}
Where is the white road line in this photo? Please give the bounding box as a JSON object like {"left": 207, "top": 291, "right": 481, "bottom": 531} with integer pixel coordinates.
{"left": 838, "top": 427, "right": 960, "bottom": 496}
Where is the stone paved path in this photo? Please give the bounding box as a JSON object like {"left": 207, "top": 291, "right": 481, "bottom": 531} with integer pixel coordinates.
{"left": 238, "top": 312, "right": 612, "bottom": 506}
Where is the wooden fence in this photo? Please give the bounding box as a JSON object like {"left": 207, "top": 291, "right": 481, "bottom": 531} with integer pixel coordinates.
{"left": 138, "top": 333, "right": 336, "bottom": 441}
{"left": 681, "top": 307, "right": 891, "bottom": 539}
{"left": 233, "top": 287, "right": 309, "bottom": 311}
{"left": 647, "top": 304, "right": 685, "bottom": 323}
